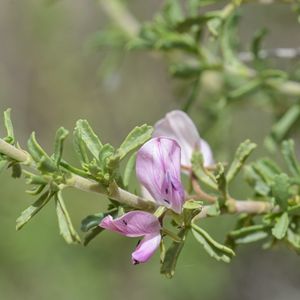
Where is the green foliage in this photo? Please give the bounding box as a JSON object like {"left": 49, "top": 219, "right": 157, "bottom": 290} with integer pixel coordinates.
{"left": 271, "top": 174, "right": 290, "bottom": 210}
{"left": 192, "top": 224, "right": 235, "bottom": 263}
{"left": 73, "top": 121, "right": 152, "bottom": 187}
{"left": 281, "top": 139, "right": 300, "bottom": 177}
{"left": 16, "top": 190, "right": 54, "bottom": 230}
{"left": 55, "top": 192, "right": 81, "bottom": 244}
{"left": 74, "top": 119, "right": 103, "bottom": 162}
{"left": 28, "top": 132, "right": 58, "bottom": 173}
{"left": 228, "top": 224, "right": 270, "bottom": 246}
{"left": 81, "top": 209, "right": 118, "bottom": 246}
{"left": 272, "top": 212, "right": 289, "bottom": 240}
{"left": 53, "top": 127, "right": 69, "bottom": 166}
{"left": 115, "top": 124, "right": 153, "bottom": 160}
{"left": 161, "top": 228, "right": 187, "bottom": 278}
{"left": 191, "top": 151, "right": 218, "bottom": 189}
{"left": 3, "top": 109, "right": 15, "bottom": 144}
{"left": 226, "top": 140, "right": 257, "bottom": 182}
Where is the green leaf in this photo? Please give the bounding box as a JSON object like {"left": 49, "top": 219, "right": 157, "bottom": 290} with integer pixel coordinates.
{"left": 170, "top": 63, "right": 202, "bottom": 78}
{"left": 191, "top": 151, "right": 217, "bottom": 190}
{"left": 176, "top": 13, "right": 217, "bottom": 32}
{"left": 160, "top": 239, "right": 166, "bottom": 264}
{"left": 99, "top": 143, "right": 116, "bottom": 169}
{"left": 270, "top": 105, "right": 300, "bottom": 142}
{"left": 27, "top": 132, "right": 57, "bottom": 172}
{"left": 73, "top": 128, "right": 89, "bottom": 164}
{"left": 11, "top": 163, "right": 22, "bottom": 178}
{"left": 228, "top": 79, "right": 261, "bottom": 100}
{"left": 226, "top": 140, "right": 256, "bottom": 182}
{"left": 115, "top": 124, "right": 153, "bottom": 160}
{"left": 251, "top": 28, "right": 268, "bottom": 59}
{"left": 55, "top": 192, "right": 81, "bottom": 244}
{"left": 254, "top": 181, "right": 270, "bottom": 196}
{"left": 271, "top": 173, "right": 290, "bottom": 210}
{"left": 207, "top": 17, "right": 222, "bottom": 37}
{"left": 23, "top": 170, "right": 48, "bottom": 185}
{"left": 123, "top": 152, "right": 136, "bottom": 188}
{"left": 281, "top": 140, "right": 300, "bottom": 177}
{"left": 272, "top": 212, "right": 289, "bottom": 240}
{"left": 155, "top": 33, "right": 198, "bottom": 54}
{"left": 220, "top": 13, "right": 242, "bottom": 67}
{"left": 288, "top": 204, "right": 300, "bottom": 216}
{"left": 16, "top": 191, "right": 53, "bottom": 230}
{"left": 81, "top": 211, "right": 114, "bottom": 232}
{"left": 206, "top": 202, "right": 221, "bottom": 216}
{"left": 287, "top": 228, "right": 300, "bottom": 250}
{"left": 161, "top": 228, "right": 187, "bottom": 278}
{"left": 26, "top": 185, "right": 46, "bottom": 196}
{"left": 81, "top": 209, "right": 118, "bottom": 245}
{"left": 183, "top": 199, "right": 202, "bottom": 210}
{"left": 235, "top": 231, "right": 268, "bottom": 244}
{"left": 53, "top": 127, "right": 69, "bottom": 166}
{"left": 215, "top": 163, "right": 227, "bottom": 202}
{"left": 163, "top": 0, "right": 183, "bottom": 25}
{"left": 74, "top": 120, "right": 103, "bottom": 160}
{"left": 83, "top": 227, "right": 105, "bottom": 246}
{"left": 244, "top": 165, "right": 269, "bottom": 196}
{"left": 229, "top": 224, "right": 270, "bottom": 245}
{"left": 4, "top": 108, "right": 14, "bottom": 143}
{"left": 192, "top": 224, "right": 235, "bottom": 263}
{"left": 253, "top": 158, "right": 281, "bottom": 185}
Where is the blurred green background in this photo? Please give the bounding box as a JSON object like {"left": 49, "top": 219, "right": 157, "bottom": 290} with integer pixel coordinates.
{"left": 0, "top": 1, "right": 300, "bottom": 299}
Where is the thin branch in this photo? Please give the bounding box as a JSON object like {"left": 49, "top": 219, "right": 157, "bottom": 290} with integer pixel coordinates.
{"left": 191, "top": 175, "right": 217, "bottom": 203}
{"left": 0, "top": 139, "right": 29, "bottom": 163}
{"left": 0, "top": 138, "right": 156, "bottom": 211}
{"left": 98, "top": 0, "right": 140, "bottom": 38}
{"left": 0, "top": 138, "right": 282, "bottom": 215}
{"left": 194, "top": 199, "right": 275, "bottom": 220}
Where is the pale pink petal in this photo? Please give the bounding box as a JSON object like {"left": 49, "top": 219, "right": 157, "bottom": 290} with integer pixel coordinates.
{"left": 153, "top": 110, "right": 213, "bottom": 167}
{"left": 199, "top": 139, "right": 214, "bottom": 167}
{"left": 140, "top": 185, "right": 155, "bottom": 201}
{"left": 131, "top": 233, "right": 161, "bottom": 264}
{"left": 136, "top": 137, "right": 185, "bottom": 213}
{"left": 99, "top": 211, "right": 161, "bottom": 237}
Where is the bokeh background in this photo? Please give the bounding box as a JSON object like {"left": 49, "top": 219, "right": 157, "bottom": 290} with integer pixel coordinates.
{"left": 0, "top": 1, "right": 300, "bottom": 299}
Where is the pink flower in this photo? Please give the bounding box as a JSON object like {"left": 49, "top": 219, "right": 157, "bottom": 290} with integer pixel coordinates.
{"left": 100, "top": 211, "right": 161, "bottom": 264}
{"left": 136, "top": 137, "right": 185, "bottom": 214}
{"left": 153, "top": 110, "right": 213, "bottom": 168}
{"left": 100, "top": 137, "right": 185, "bottom": 264}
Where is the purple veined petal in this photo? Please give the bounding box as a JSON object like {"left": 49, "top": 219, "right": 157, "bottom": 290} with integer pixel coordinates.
{"left": 100, "top": 211, "right": 161, "bottom": 237}
{"left": 136, "top": 137, "right": 185, "bottom": 213}
{"left": 153, "top": 110, "right": 213, "bottom": 167}
{"left": 131, "top": 233, "right": 161, "bottom": 264}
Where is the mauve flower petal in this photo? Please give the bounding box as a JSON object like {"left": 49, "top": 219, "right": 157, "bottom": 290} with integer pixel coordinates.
{"left": 100, "top": 211, "right": 161, "bottom": 237}
{"left": 131, "top": 233, "right": 161, "bottom": 264}
{"left": 153, "top": 110, "right": 213, "bottom": 167}
{"left": 136, "top": 137, "right": 185, "bottom": 213}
